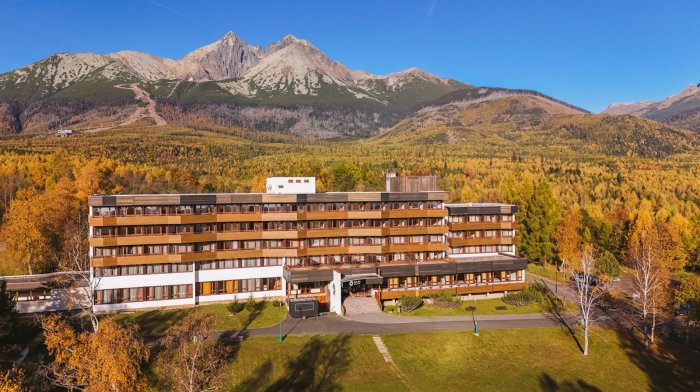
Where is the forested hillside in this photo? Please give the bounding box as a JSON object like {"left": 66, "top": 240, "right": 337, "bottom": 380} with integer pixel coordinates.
{"left": 0, "top": 123, "right": 698, "bottom": 275}
{"left": 379, "top": 96, "right": 698, "bottom": 159}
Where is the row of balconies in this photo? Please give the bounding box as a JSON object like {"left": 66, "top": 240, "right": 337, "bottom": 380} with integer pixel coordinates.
{"left": 89, "top": 209, "right": 449, "bottom": 226}
{"left": 89, "top": 226, "right": 449, "bottom": 246}
{"left": 90, "top": 243, "right": 450, "bottom": 267}
{"left": 448, "top": 221, "right": 516, "bottom": 231}
{"left": 448, "top": 237, "right": 515, "bottom": 247}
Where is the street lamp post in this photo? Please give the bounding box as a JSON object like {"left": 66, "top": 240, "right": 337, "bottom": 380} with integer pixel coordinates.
{"left": 468, "top": 305, "right": 478, "bottom": 337}
{"left": 278, "top": 300, "right": 283, "bottom": 343}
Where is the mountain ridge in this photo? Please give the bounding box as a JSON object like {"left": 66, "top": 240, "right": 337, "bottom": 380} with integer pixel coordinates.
{"left": 0, "top": 31, "right": 650, "bottom": 140}
{"left": 602, "top": 83, "right": 700, "bottom": 132}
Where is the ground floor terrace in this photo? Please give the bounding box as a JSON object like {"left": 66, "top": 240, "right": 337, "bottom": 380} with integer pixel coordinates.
{"left": 285, "top": 254, "right": 527, "bottom": 312}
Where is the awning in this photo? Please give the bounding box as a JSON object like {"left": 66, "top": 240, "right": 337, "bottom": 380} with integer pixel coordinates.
{"left": 342, "top": 273, "right": 384, "bottom": 285}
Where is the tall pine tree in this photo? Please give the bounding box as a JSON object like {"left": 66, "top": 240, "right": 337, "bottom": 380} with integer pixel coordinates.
{"left": 519, "top": 180, "right": 561, "bottom": 266}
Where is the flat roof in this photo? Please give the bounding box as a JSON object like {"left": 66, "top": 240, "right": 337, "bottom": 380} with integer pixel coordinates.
{"left": 88, "top": 191, "right": 449, "bottom": 206}
{"left": 445, "top": 203, "right": 515, "bottom": 208}
{"left": 445, "top": 203, "right": 518, "bottom": 215}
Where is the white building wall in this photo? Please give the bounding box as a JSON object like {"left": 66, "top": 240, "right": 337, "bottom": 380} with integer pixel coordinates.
{"left": 95, "top": 297, "right": 195, "bottom": 312}
{"left": 92, "top": 266, "right": 286, "bottom": 312}
{"left": 197, "top": 266, "right": 283, "bottom": 282}
{"left": 329, "top": 270, "right": 342, "bottom": 315}
{"left": 198, "top": 290, "right": 285, "bottom": 303}
{"left": 95, "top": 271, "right": 195, "bottom": 290}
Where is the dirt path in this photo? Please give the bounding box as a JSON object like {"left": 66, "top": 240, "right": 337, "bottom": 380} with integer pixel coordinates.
{"left": 372, "top": 335, "right": 417, "bottom": 392}
{"left": 83, "top": 83, "right": 166, "bottom": 133}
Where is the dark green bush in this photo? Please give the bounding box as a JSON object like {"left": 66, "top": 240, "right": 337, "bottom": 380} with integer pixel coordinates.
{"left": 244, "top": 296, "right": 258, "bottom": 312}
{"left": 502, "top": 284, "right": 545, "bottom": 306}
{"left": 228, "top": 299, "right": 244, "bottom": 314}
{"left": 399, "top": 295, "right": 423, "bottom": 312}
{"left": 430, "top": 290, "right": 463, "bottom": 308}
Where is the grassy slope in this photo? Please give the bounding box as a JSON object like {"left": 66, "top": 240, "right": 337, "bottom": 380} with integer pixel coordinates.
{"left": 383, "top": 328, "right": 700, "bottom": 392}
{"left": 217, "top": 334, "right": 404, "bottom": 392}
{"left": 112, "top": 302, "right": 287, "bottom": 336}
{"left": 210, "top": 327, "right": 699, "bottom": 392}
{"left": 527, "top": 263, "right": 563, "bottom": 281}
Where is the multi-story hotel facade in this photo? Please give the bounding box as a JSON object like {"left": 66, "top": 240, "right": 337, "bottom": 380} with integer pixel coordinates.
{"left": 88, "top": 175, "right": 527, "bottom": 313}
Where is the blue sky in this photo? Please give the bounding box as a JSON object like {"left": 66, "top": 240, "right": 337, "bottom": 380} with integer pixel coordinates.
{"left": 1, "top": 0, "right": 698, "bottom": 112}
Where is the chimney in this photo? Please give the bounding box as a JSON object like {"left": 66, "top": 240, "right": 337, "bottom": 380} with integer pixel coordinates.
{"left": 385, "top": 172, "right": 396, "bottom": 192}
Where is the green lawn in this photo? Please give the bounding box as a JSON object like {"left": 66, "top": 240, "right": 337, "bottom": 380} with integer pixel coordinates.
{"left": 216, "top": 335, "right": 405, "bottom": 392}
{"left": 384, "top": 297, "right": 543, "bottom": 316}
{"left": 112, "top": 301, "right": 287, "bottom": 336}
{"left": 384, "top": 297, "right": 576, "bottom": 316}
{"left": 187, "top": 327, "right": 700, "bottom": 392}
{"left": 527, "top": 262, "right": 568, "bottom": 282}
{"left": 383, "top": 327, "right": 699, "bottom": 392}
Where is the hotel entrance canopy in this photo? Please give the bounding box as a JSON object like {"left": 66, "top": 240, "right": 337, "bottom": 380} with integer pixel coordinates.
{"left": 341, "top": 273, "right": 384, "bottom": 285}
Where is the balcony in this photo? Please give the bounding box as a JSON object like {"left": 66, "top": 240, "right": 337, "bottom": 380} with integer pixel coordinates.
{"left": 382, "top": 209, "right": 448, "bottom": 219}
{"left": 448, "top": 221, "right": 516, "bottom": 231}
{"left": 448, "top": 237, "right": 514, "bottom": 247}
{"left": 285, "top": 257, "right": 455, "bottom": 271}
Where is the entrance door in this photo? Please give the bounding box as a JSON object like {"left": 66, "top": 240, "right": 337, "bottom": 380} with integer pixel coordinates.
{"left": 343, "top": 279, "right": 373, "bottom": 297}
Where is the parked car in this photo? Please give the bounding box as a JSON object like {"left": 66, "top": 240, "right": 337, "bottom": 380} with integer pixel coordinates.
{"left": 571, "top": 272, "right": 598, "bottom": 286}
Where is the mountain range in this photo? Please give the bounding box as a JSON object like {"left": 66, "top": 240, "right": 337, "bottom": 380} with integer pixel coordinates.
{"left": 603, "top": 83, "right": 700, "bottom": 133}
{"left": 0, "top": 31, "right": 698, "bottom": 146}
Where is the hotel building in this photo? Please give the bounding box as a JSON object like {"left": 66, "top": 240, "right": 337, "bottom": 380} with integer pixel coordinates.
{"left": 88, "top": 175, "right": 526, "bottom": 313}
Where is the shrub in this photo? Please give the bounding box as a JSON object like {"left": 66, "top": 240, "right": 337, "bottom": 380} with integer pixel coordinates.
{"left": 244, "top": 295, "right": 258, "bottom": 312}
{"left": 271, "top": 300, "right": 284, "bottom": 307}
{"left": 502, "top": 285, "right": 545, "bottom": 307}
{"left": 430, "top": 291, "right": 462, "bottom": 308}
{"left": 595, "top": 250, "right": 621, "bottom": 281}
{"left": 398, "top": 295, "right": 423, "bottom": 312}
{"left": 228, "top": 299, "right": 244, "bottom": 314}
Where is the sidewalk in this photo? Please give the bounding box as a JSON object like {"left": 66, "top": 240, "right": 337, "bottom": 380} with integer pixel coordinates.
{"left": 229, "top": 312, "right": 557, "bottom": 338}
{"left": 345, "top": 311, "right": 547, "bottom": 324}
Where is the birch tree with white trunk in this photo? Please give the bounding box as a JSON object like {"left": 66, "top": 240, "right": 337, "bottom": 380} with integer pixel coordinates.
{"left": 627, "top": 202, "right": 670, "bottom": 350}
{"left": 59, "top": 211, "right": 101, "bottom": 332}
{"left": 629, "top": 234, "right": 666, "bottom": 350}
{"left": 569, "top": 247, "right": 607, "bottom": 356}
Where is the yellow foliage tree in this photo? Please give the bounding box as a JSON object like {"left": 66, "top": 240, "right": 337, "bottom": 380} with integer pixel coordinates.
{"left": 42, "top": 315, "right": 149, "bottom": 392}
{"left": 554, "top": 207, "right": 583, "bottom": 273}
{"left": 0, "top": 368, "right": 26, "bottom": 392}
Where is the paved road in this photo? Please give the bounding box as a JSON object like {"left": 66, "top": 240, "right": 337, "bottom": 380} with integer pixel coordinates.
{"left": 219, "top": 312, "right": 557, "bottom": 339}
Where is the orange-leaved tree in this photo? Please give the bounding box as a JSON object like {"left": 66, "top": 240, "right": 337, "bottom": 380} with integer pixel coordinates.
{"left": 42, "top": 315, "right": 149, "bottom": 392}
{"left": 554, "top": 207, "right": 583, "bottom": 274}
{"left": 627, "top": 201, "right": 671, "bottom": 350}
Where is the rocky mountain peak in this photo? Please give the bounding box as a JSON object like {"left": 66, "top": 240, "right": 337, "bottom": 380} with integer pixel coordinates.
{"left": 221, "top": 31, "right": 240, "bottom": 41}
{"left": 182, "top": 32, "right": 262, "bottom": 80}
{"left": 267, "top": 34, "right": 308, "bottom": 54}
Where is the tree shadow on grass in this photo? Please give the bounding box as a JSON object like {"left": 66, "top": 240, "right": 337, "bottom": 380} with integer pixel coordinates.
{"left": 234, "top": 360, "right": 273, "bottom": 392}
{"left": 234, "top": 300, "right": 268, "bottom": 338}
{"left": 537, "top": 279, "right": 583, "bottom": 353}
{"left": 539, "top": 373, "right": 602, "bottom": 392}
{"left": 119, "top": 307, "right": 191, "bottom": 337}
{"left": 614, "top": 325, "right": 700, "bottom": 391}
{"left": 237, "top": 334, "right": 351, "bottom": 392}
{"left": 599, "top": 292, "right": 700, "bottom": 391}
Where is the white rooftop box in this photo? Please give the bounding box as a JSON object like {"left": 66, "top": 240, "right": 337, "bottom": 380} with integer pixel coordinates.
{"left": 266, "top": 177, "right": 316, "bottom": 194}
